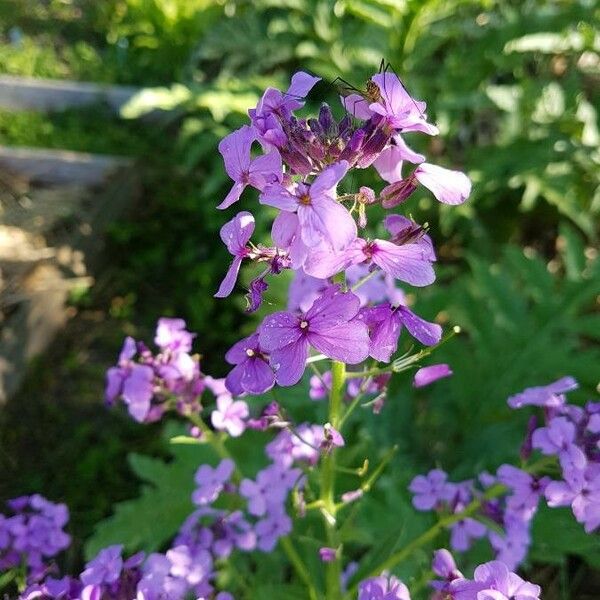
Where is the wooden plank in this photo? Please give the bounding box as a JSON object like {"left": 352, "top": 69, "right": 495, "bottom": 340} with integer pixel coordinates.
{"left": 0, "top": 75, "right": 139, "bottom": 113}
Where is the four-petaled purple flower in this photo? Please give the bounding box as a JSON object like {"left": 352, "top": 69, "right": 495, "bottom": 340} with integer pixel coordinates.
{"left": 259, "top": 286, "right": 370, "bottom": 386}
{"left": 507, "top": 376, "right": 578, "bottom": 409}
{"left": 80, "top": 545, "right": 124, "bottom": 586}
{"left": 409, "top": 469, "right": 456, "bottom": 511}
{"left": 192, "top": 459, "right": 235, "bottom": 506}
{"left": 211, "top": 394, "right": 249, "bottom": 438}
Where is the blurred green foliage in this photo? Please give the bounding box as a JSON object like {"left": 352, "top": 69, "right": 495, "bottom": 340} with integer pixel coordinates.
{"left": 0, "top": 0, "right": 599, "bottom": 593}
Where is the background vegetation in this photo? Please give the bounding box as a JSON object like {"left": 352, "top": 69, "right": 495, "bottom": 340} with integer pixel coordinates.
{"left": 0, "top": 0, "right": 598, "bottom": 596}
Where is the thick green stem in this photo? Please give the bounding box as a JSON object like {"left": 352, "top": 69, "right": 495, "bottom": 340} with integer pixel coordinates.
{"left": 321, "top": 360, "right": 346, "bottom": 599}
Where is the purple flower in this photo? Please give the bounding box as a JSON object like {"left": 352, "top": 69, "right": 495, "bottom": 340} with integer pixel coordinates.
{"left": 496, "top": 465, "right": 547, "bottom": 520}
{"left": 266, "top": 424, "right": 324, "bottom": 467}
{"left": 211, "top": 395, "right": 249, "bottom": 437}
{"left": 309, "top": 370, "right": 331, "bottom": 400}
{"left": 239, "top": 463, "right": 299, "bottom": 517}
{"left": 154, "top": 318, "right": 195, "bottom": 353}
{"left": 360, "top": 303, "right": 442, "bottom": 363}
{"left": 217, "top": 125, "right": 282, "bottom": 209}
{"left": 409, "top": 469, "right": 456, "bottom": 511}
{"left": 488, "top": 517, "right": 531, "bottom": 570}
{"left": 431, "top": 548, "right": 463, "bottom": 590}
{"left": 80, "top": 545, "right": 123, "bottom": 586}
{"left": 192, "top": 459, "right": 235, "bottom": 506}
{"left": 531, "top": 416, "right": 586, "bottom": 469}
{"left": 545, "top": 464, "right": 600, "bottom": 532}
{"left": 322, "top": 423, "right": 345, "bottom": 452}
{"left": 249, "top": 72, "right": 321, "bottom": 149}
{"left": 287, "top": 270, "right": 331, "bottom": 313}
{"left": 449, "top": 560, "right": 541, "bottom": 600}
{"left": 255, "top": 510, "right": 292, "bottom": 552}
{"left": 318, "top": 547, "right": 337, "bottom": 562}
{"left": 450, "top": 517, "right": 487, "bottom": 551}
{"left": 259, "top": 286, "right": 370, "bottom": 386}
{"left": 224, "top": 332, "right": 275, "bottom": 396}
{"left": 413, "top": 364, "right": 453, "bottom": 388}
{"left": 358, "top": 574, "right": 411, "bottom": 600}
{"left": 215, "top": 211, "right": 255, "bottom": 298}
{"left": 345, "top": 264, "right": 405, "bottom": 307}
{"left": 261, "top": 161, "right": 356, "bottom": 251}
{"left": 507, "top": 376, "right": 578, "bottom": 409}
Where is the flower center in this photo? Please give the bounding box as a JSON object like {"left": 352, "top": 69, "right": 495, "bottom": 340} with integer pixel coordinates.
{"left": 299, "top": 320, "right": 309, "bottom": 329}
{"left": 246, "top": 348, "right": 255, "bottom": 357}
{"left": 299, "top": 193, "right": 312, "bottom": 206}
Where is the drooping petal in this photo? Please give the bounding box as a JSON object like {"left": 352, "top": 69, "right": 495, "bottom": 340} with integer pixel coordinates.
{"left": 219, "top": 211, "right": 255, "bottom": 255}
{"left": 218, "top": 125, "right": 254, "bottom": 182}
{"left": 309, "top": 321, "right": 370, "bottom": 364}
{"left": 270, "top": 338, "right": 310, "bottom": 386}
{"left": 217, "top": 181, "right": 246, "bottom": 210}
{"left": 214, "top": 256, "right": 243, "bottom": 298}
{"left": 248, "top": 150, "right": 283, "bottom": 191}
{"left": 259, "top": 312, "right": 303, "bottom": 351}
{"left": 122, "top": 365, "right": 154, "bottom": 422}
{"left": 414, "top": 163, "right": 471, "bottom": 205}
{"left": 371, "top": 239, "right": 435, "bottom": 287}
{"left": 393, "top": 134, "right": 426, "bottom": 163}
{"left": 397, "top": 305, "right": 442, "bottom": 345}
{"left": 305, "top": 286, "right": 361, "bottom": 330}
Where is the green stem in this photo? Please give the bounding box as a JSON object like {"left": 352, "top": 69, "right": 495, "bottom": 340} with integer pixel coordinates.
{"left": 321, "top": 360, "right": 346, "bottom": 599}
{"left": 280, "top": 536, "right": 319, "bottom": 600}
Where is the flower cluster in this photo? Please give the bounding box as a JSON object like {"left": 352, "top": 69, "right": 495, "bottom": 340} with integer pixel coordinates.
{"left": 214, "top": 69, "right": 471, "bottom": 393}
{"left": 429, "top": 549, "right": 541, "bottom": 600}
{"left": 0, "top": 495, "right": 70, "bottom": 582}
{"left": 409, "top": 375, "right": 600, "bottom": 572}
{"left": 509, "top": 377, "right": 600, "bottom": 533}
{"left": 105, "top": 317, "right": 204, "bottom": 422}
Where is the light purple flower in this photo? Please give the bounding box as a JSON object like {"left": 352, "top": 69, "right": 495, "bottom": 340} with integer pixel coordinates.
{"left": 309, "top": 371, "right": 331, "bottom": 400}
{"left": 507, "top": 376, "right": 578, "bottom": 409}
{"left": 217, "top": 125, "right": 282, "bottom": 209}
{"left": 255, "top": 510, "right": 292, "bottom": 552}
{"left": 192, "top": 459, "right": 235, "bottom": 506}
{"left": 224, "top": 333, "right": 275, "bottom": 396}
{"left": 409, "top": 469, "right": 456, "bottom": 511}
{"left": 266, "top": 424, "right": 324, "bottom": 468}
{"left": 358, "top": 574, "right": 411, "bottom": 600}
{"left": 431, "top": 548, "right": 463, "bottom": 589}
{"left": 545, "top": 464, "right": 600, "bottom": 532}
{"left": 215, "top": 211, "right": 255, "bottom": 298}
{"left": 531, "top": 416, "right": 586, "bottom": 470}
{"left": 449, "top": 560, "right": 541, "bottom": 600}
{"left": 345, "top": 264, "right": 405, "bottom": 307}
{"left": 211, "top": 395, "right": 249, "bottom": 437}
{"left": 154, "top": 318, "right": 195, "bottom": 353}
{"left": 496, "top": 465, "right": 547, "bottom": 520}
{"left": 360, "top": 303, "right": 442, "bottom": 363}
{"left": 80, "top": 545, "right": 123, "bottom": 586}
{"left": 488, "top": 517, "right": 531, "bottom": 570}
{"left": 239, "top": 463, "right": 298, "bottom": 517}
{"left": 413, "top": 364, "right": 452, "bottom": 388}
{"left": 121, "top": 364, "right": 155, "bottom": 422}
{"left": 259, "top": 286, "right": 370, "bottom": 386}
{"left": 261, "top": 161, "right": 356, "bottom": 251}
{"left": 450, "top": 517, "right": 486, "bottom": 551}
{"left": 318, "top": 547, "right": 337, "bottom": 562}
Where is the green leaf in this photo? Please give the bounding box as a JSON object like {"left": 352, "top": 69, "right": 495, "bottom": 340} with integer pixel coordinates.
{"left": 84, "top": 434, "right": 217, "bottom": 559}
{"left": 531, "top": 505, "right": 600, "bottom": 568}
